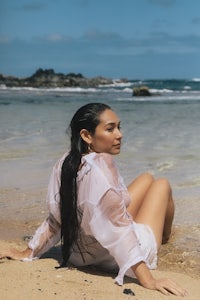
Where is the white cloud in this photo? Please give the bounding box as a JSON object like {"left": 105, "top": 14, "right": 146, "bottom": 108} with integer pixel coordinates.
{"left": 83, "top": 30, "right": 122, "bottom": 41}
{"left": 32, "top": 33, "right": 73, "bottom": 43}
{"left": 46, "top": 33, "right": 69, "bottom": 42}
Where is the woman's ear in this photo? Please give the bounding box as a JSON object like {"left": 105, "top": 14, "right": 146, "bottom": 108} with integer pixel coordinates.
{"left": 80, "top": 129, "right": 92, "bottom": 144}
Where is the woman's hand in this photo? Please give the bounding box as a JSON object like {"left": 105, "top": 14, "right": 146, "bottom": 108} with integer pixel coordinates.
{"left": 0, "top": 247, "right": 32, "bottom": 260}
{"left": 149, "top": 277, "right": 188, "bottom": 297}
{"left": 132, "top": 262, "right": 188, "bottom": 297}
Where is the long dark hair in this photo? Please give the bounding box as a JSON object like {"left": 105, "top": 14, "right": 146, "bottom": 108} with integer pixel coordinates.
{"left": 59, "top": 103, "right": 111, "bottom": 266}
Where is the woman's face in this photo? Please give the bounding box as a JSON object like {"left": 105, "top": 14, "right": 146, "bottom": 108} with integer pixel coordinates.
{"left": 90, "top": 109, "right": 122, "bottom": 155}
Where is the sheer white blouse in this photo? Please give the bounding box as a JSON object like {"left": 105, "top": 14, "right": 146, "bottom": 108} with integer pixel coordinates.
{"left": 28, "top": 152, "right": 157, "bottom": 285}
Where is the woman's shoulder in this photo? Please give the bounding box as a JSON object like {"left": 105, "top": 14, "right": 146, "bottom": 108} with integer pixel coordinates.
{"left": 92, "top": 153, "right": 119, "bottom": 181}
{"left": 94, "top": 152, "right": 114, "bottom": 163}
{"left": 86, "top": 152, "right": 114, "bottom": 162}
{"left": 51, "top": 152, "right": 68, "bottom": 176}
{"left": 77, "top": 152, "right": 120, "bottom": 184}
{"left": 84, "top": 152, "right": 116, "bottom": 170}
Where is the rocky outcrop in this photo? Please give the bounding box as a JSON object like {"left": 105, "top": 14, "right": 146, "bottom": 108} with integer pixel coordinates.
{"left": 132, "top": 86, "right": 151, "bottom": 96}
{"left": 0, "top": 68, "right": 117, "bottom": 88}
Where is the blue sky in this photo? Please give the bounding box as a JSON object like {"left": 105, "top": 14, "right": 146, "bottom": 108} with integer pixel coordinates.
{"left": 0, "top": 0, "right": 200, "bottom": 79}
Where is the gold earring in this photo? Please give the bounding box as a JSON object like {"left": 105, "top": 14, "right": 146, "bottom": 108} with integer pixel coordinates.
{"left": 88, "top": 144, "right": 92, "bottom": 153}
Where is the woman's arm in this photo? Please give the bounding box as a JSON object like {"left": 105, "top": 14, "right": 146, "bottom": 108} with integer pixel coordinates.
{"left": 0, "top": 246, "right": 32, "bottom": 260}
{"left": 0, "top": 155, "right": 65, "bottom": 261}
{"left": 88, "top": 189, "right": 187, "bottom": 296}
{"left": 0, "top": 213, "right": 61, "bottom": 260}
{"left": 133, "top": 261, "right": 188, "bottom": 296}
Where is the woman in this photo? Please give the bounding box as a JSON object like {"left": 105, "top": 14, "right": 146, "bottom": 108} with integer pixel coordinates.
{"left": 0, "top": 103, "right": 187, "bottom": 296}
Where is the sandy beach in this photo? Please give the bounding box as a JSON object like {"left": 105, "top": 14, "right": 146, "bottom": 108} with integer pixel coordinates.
{"left": 0, "top": 246, "right": 199, "bottom": 300}
{"left": 0, "top": 188, "right": 200, "bottom": 300}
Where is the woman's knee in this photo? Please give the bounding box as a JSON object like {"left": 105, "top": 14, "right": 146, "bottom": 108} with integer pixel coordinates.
{"left": 128, "top": 172, "right": 154, "bottom": 194}
{"left": 139, "top": 173, "right": 154, "bottom": 186}
{"left": 154, "top": 178, "right": 172, "bottom": 196}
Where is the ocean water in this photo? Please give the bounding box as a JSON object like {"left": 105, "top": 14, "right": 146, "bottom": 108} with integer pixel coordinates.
{"left": 0, "top": 78, "right": 200, "bottom": 226}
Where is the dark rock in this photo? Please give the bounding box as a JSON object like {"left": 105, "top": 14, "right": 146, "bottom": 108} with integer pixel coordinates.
{"left": 132, "top": 86, "right": 151, "bottom": 96}
{"left": 0, "top": 68, "right": 116, "bottom": 88}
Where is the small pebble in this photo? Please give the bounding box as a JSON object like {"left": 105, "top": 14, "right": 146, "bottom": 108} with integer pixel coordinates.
{"left": 123, "top": 288, "right": 135, "bottom": 296}
{"left": 23, "top": 235, "right": 33, "bottom": 241}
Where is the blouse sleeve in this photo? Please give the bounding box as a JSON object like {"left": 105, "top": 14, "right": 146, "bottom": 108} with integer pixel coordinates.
{"left": 79, "top": 153, "right": 145, "bottom": 285}
{"left": 27, "top": 154, "right": 66, "bottom": 260}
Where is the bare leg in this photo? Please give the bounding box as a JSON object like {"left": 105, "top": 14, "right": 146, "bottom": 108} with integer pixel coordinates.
{"left": 127, "top": 175, "right": 174, "bottom": 248}
{"left": 162, "top": 193, "right": 174, "bottom": 244}
{"left": 127, "top": 173, "right": 154, "bottom": 219}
